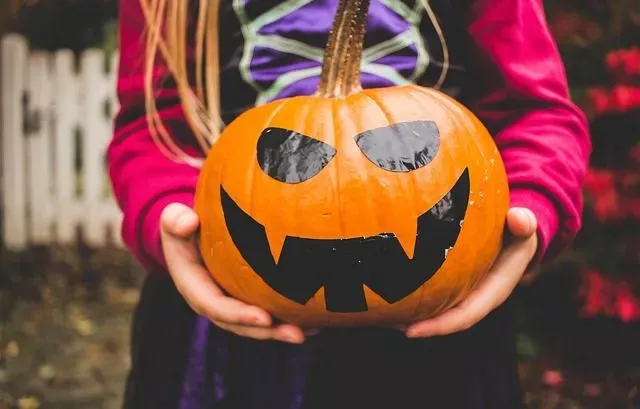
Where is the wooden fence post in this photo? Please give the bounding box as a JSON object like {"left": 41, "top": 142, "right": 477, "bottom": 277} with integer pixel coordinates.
{"left": 1, "top": 34, "right": 28, "bottom": 250}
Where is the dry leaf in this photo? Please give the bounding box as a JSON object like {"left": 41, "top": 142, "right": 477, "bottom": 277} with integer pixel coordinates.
{"left": 74, "top": 318, "right": 95, "bottom": 336}
{"left": 37, "top": 365, "right": 56, "bottom": 382}
{"left": 118, "top": 289, "right": 140, "bottom": 306}
{"left": 67, "top": 304, "right": 95, "bottom": 336}
{"left": 4, "top": 341, "right": 19, "bottom": 358}
{"left": 17, "top": 396, "right": 40, "bottom": 409}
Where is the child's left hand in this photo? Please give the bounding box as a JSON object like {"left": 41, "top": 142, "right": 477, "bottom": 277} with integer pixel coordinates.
{"left": 403, "top": 207, "right": 539, "bottom": 338}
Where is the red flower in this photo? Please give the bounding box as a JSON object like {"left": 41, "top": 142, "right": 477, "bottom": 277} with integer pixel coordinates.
{"left": 584, "top": 169, "right": 615, "bottom": 195}
{"left": 606, "top": 47, "right": 640, "bottom": 82}
{"left": 614, "top": 285, "right": 640, "bottom": 323}
{"left": 584, "top": 169, "right": 622, "bottom": 221}
{"left": 606, "top": 53, "right": 619, "bottom": 72}
{"left": 586, "top": 87, "right": 610, "bottom": 115}
{"left": 579, "top": 270, "right": 640, "bottom": 323}
{"left": 579, "top": 269, "right": 616, "bottom": 318}
{"left": 586, "top": 85, "right": 640, "bottom": 115}
{"left": 593, "top": 191, "right": 620, "bottom": 222}
{"left": 584, "top": 169, "right": 640, "bottom": 221}
{"left": 611, "top": 86, "right": 634, "bottom": 112}
{"left": 542, "top": 370, "right": 565, "bottom": 388}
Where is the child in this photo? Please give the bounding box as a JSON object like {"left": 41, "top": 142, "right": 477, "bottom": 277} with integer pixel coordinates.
{"left": 108, "top": 0, "right": 591, "bottom": 407}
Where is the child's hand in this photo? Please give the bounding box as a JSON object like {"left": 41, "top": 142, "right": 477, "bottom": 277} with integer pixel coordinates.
{"left": 160, "top": 203, "right": 308, "bottom": 344}
{"left": 403, "top": 207, "right": 539, "bottom": 338}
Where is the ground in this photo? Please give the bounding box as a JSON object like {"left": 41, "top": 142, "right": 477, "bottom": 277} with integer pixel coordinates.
{"left": 1, "top": 247, "right": 639, "bottom": 409}
{"left": 0, "top": 246, "right": 139, "bottom": 409}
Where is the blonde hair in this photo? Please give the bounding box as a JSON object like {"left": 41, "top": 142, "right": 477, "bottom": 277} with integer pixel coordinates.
{"left": 139, "top": 0, "right": 448, "bottom": 166}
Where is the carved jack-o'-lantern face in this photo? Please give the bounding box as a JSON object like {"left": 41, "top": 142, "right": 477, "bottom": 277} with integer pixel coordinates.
{"left": 195, "top": 0, "right": 508, "bottom": 327}
{"left": 194, "top": 85, "right": 509, "bottom": 328}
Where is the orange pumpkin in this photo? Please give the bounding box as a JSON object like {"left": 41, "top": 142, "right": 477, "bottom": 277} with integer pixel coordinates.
{"left": 194, "top": 0, "right": 509, "bottom": 328}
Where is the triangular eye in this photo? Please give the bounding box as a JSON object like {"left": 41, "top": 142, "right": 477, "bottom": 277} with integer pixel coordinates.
{"left": 257, "top": 127, "right": 337, "bottom": 184}
{"left": 354, "top": 120, "right": 440, "bottom": 172}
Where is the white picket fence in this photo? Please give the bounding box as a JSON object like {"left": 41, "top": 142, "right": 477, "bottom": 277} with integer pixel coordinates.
{"left": 1, "top": 34, "right": 123, "bottom": 250}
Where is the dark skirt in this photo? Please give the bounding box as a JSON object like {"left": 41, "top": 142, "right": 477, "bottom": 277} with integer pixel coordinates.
{"left": 122, "top": 276, "right": 524, "bottom": 409}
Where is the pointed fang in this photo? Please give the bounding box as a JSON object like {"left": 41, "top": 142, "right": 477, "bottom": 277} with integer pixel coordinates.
{"left": 265, "top": 228, "right": 287, "bottom": 263}
{"left": 395, "top": 221, "right": 418, "bottom": 260}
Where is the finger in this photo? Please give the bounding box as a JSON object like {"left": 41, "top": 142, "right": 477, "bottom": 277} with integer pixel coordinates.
{"left": 405, "top": 290, "right": 495, "bottom": 338}
{"left": 198, "top": 293, "right": 273, "bottom": 327}
{"left": 161, "top": 203, "right": 200, "bottom": 239}
{"left": 162, "top": 229, "right": 272, "bottom": 327}
{"left": 506, "top": 207, "right": 537, "bottom": 239}
{"left": 215, "top": 321, "right": 306, "bottom": 344}
{"left": 173, "top": 262, "right": 272, "bottom": 327}
{"left": 214, "top": 321, "right": 278, "bottom": 340}
{"left": 275, "top": 323, "right": 307, "bottom": 343}
{"left": 406, "top": 236, "right": 536, "bottom": 338}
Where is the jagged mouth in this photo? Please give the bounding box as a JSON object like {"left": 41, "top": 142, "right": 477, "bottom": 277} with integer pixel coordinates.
{"left": 220, "top": 168, "right": 470, "bottom": 313}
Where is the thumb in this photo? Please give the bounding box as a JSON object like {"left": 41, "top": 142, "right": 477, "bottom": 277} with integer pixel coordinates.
{"left": 506, "top": 207, "right": 537, "bottom": 239}
{"left": 161, "top": 203, "right": 200, "bottom": 239}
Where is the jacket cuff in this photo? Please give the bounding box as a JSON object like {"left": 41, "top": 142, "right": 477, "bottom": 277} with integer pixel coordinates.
{"left": 509, "top": 188, "right": 560, "bottom": 265}
{"left": 138, "top": 191, "right": 195, "bottom": 274}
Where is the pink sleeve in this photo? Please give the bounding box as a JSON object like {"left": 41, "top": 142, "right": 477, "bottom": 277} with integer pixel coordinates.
{"left": 107, "top": 0, "right": 201, "bottom": 273}
{"left": 465, "top": 0, "right": 592, "bottom": 262}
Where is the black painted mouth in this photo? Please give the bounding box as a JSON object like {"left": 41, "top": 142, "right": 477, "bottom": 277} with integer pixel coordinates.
{"left": 220, "top": 168, "right": 470, "bottom": 313}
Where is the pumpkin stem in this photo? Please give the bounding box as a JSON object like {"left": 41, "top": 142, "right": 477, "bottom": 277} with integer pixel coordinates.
{"left": 316, "top": 0, "right": 371, "bottom": 98}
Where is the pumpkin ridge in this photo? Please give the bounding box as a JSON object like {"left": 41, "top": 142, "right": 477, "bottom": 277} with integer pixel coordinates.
{"left": 216, "top": 118, "right": 237, "bottom": 275}
{"left": 401, "top": 87, "right": 447, "bottom": 220}
{"left": 360, "top": 89, "right": 423, "bottom": 237}
{"left": 288, "top": 98, "right": 316, "bottom": 237}
{"left": 415, "top": 88, "right": 492, "bottom": 215}
{"left": 330, "top": 97, "right": 346, "bottom": 239}
{"left": 355, "top": 91, "right": 394, "bottom": 235}
{"left": 413, "top": 86, "right": 482, "bottom": 152}
{"left": 248, "top": 99, "right": 289, "bottom": 232}
{"left": 412, "top": 85, "right": 476, "bottom": 175}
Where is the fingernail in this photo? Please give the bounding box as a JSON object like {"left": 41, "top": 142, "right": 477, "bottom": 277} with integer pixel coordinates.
{"left": 176, "top": 212, "right": 190, "bottom": 230}
{"left": 522, "top": 211, "right": 532, "bottom": 232}
{"left": 515, "top": 208, "right": 533, "bottom": 230}
{"left": 251, "top": 316, "right": 267, "bottom": 326}
{"left": 406, "top": 329, "right": 427, "bottom": 338}
{"left": 280, "top": 335, "right": 299, "bottom": 344}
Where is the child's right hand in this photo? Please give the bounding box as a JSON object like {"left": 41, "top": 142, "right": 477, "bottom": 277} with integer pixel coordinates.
{"left": 160, "top": 203, "right": 308, "bottom": 344}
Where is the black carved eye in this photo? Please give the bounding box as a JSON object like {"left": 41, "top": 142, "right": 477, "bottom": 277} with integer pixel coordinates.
{"left": 354, "top": 120, "right": 440, "bottom": 172}
{"left": 257, "top": 127, "right": 337, "bottom": 184}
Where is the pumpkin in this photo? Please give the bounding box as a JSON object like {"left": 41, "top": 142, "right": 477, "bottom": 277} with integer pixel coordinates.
{"left": 194, "top": 0, "right": 509, "bottom": 327}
